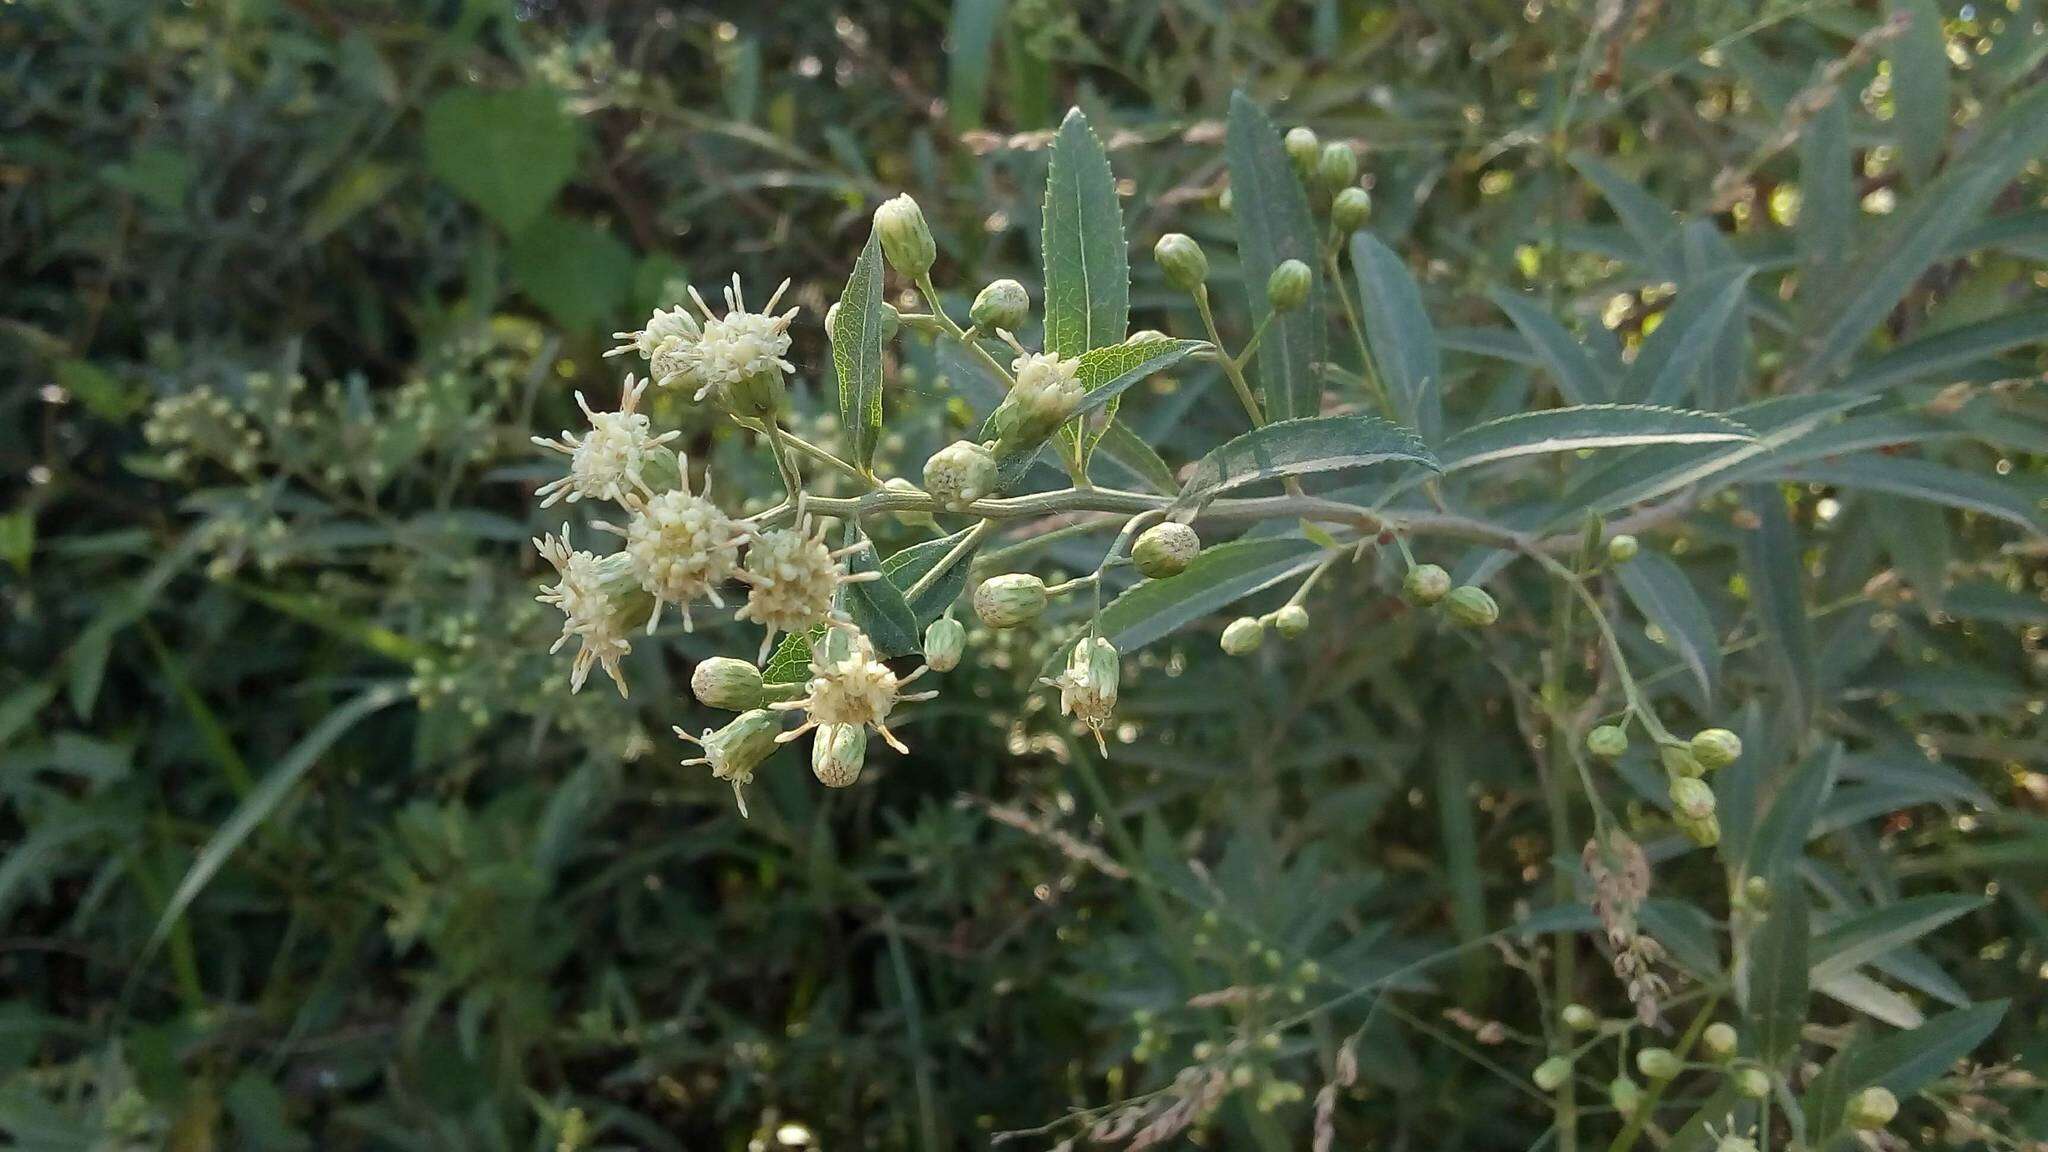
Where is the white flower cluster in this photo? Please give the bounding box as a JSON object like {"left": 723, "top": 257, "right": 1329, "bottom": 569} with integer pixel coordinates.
{"left": 609, "top": 274, "right": 797, "bottom": 416}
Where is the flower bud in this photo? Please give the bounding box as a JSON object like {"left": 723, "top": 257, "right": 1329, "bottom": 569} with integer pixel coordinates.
{"left": 1445, "top": 585, "right": 1499, "bottom": 628}
{"left": 1317, "top": 141, "right": 1359, "bottom": 192}
{"left": 974, "top": 573, "right": 1048, "bottom": 629}
{"left": 1702, "top": 1023, "right": 1739, "bottom": 1062}
{"left": 1677, "top": 809, "right": 1721, "bottom": 847}
{"left": 986, "top": 351, "right": 1085, "bottom": 454}
{"left": 1847, "top": 1086, "right": 1898, "bottom": 1130}
{"left": 1734, "top": 1066, "right": 1771, "bottom": 1099}
{"left": 875, "top": 194, "right": 936, "bottom": 279}
{"left": 1609, "top": 1076, "right": 1642, "bottom": 1117}
{"left": 1561, "top": 1004, "right": 1598, "bottom": 1031}
{"left": 1049, "top": 636, "right": 1121, "bottom": 752}
{"left": 1691, "top": 728, "right": 1743, "bottom": 770}
{"left": 922, "top": 615, "right": 966, "bottom": 672}
{"left": 1660, "top": 743, "right": 1706, "bottom": 779}
{"left": 1587, "top": 725, "right": 1629, "bottom": 760}
{"left": 1332, "top": 187, "right": 1372, "bottom": 233}
{"left": 691, "top": 657, "right": 765, "bottom": 711}
{"left": 1402, "top": 563, "right": 1451, "bottom": 606}
{"left": 923, "top": 440, "right": 998, "bottom": 510}
{"left": 1272, "top": 604, "right": 1310, "bottom": 638}
{"left": 1669, "top": 776, "right": 1717, "bottom": 821}
{"left": 1607, "top": 533, "right": 1640, "bottom": 563}
{"left": 970, "top": 278, "right": 1030, "bottom": 331}
{"left": 1267, "top": 259, "right": 1312, "bottom": 311}
{"left": 1533, "top": 1056, "right": 1572, "bottom": 1092}
{"left": 1635, "top": 1047, "right": 1681, "bottom": 1081}
{"left": 679, "top": 708, "right": 784, "bottom": 816}
{"left": 1284, "top": 127, "right": 1321, "bottom": 175}
{"left": 1132, "top": 522, "right": 1200, "bottom": 579}
{"left": 1128, "top": 329, "right": 1170, "bottom": 344}
{"left": 811, "top": 722, "right": 868, "bottom": 788}
{"left": 1743, "top": 875, "right": 1772, "bottom": 911}
{"left": 1154, "top": 232, "right": 1209, "bottom": 291}
{"left": 1221, "top": 616, "right": 1265, "bottom": 656}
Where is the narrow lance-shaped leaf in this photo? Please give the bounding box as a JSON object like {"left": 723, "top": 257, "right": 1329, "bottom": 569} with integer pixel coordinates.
{"left": 1771, "top": 456, "right": 2046, "bottom": 535}
{"left": 882, "top": 527, "right": 982, "bottom": 625}
{"left": 840, "top": 525, "right": 921, "bottom": 658}
{"left": 1488, "top": 289, "right": 1609, "bottom": 404}
{"left": 1798, "top": 93, "right": 1852, "bottom": 296}
{"left": 1041, "top": 108, "right": 1129, "bottom": 358}
{"left": 1097, "top": 537, "right": 1324, "bottom": 652}
{"left": 1747, "top": 882, "right": 1811, "bottom": 1067}
{"left": 1175, "top": 415, "right": 1439, "bottom": 508}
{"left": 1810, "top": 894, "right": 1983, "bottom": 983}
{"left": 1888, "top": 0, "right": 1951, "bottom": 186}
{"left": 1804, "top": 1001, "right": 2008, "bottom": 1140}
{"left": 1631, "top": 265, "right": 1755, "bottom": 406}
{"left": 1616, "top": 550, "right": 1721, "bottom": 704}
{"left": 1569, "top": 151, "right": 1681, "bottom": 272}
{"left": 1740, "top": 484, "right": 1816, "bottom": 729}
{"left": 832, "top": 229, "right": 888, "bottom": 470}
{"left": 1225, "top": 92, "right": 1324, "bottom": 421}
{"left": 1437, "top": 404, "right": 1752, "bottom": 473}
{"left": 1351, "top": 233, "right": 1441, "bottom": 442}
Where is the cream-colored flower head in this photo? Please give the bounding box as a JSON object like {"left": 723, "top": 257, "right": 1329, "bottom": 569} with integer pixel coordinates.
{"left": 533, "top": 524, "right": 647, "bottom": 697}
{"left": 733, "top": 515, "right": 878, "bottom": 660}
{"left": 773, "top": 623, "right": 936, "bottom": 754}
{"left": 594, "top": 453, "right": 744, "bottom": 633}
{"left": 607, "top": 305, "right": 702, "bottom": 361}
{"left": 1043, "top": 635, "right": 1121, "bottom": 753}
{"left": 1010, "top": 348, "right": 1083, "bottom": 403}
{"left": 531, "top": 375, "right": 679, "bottom": 507}
{"left": 675, "top": 275, "right": 797, "bottom": 407}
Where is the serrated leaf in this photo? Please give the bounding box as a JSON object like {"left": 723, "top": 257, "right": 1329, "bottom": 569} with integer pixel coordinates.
{"left": 1748, "top": 882, "right": 1811, "bottom": 1066}
{"left": 1740, "top": 484, "right": 1816, "bottom": 727}
{"left": 1804, "top": 1001, "right": 2007, "bottom": 1140}
{"left": 1176, "top": 415, "right": 1438, "bottom": 507}
{"left": 1351, "top": 233, "right": 1441, "bottom": 442}
{"left": 1888, "top": 0, "right": 1950, "bottom": 186}
{"left": 1041, "top": 108, "right": 1129, "bottom": 359}
{"left": 1226, "top": 92, "right": 1324, "bottom": 421}
{"left": 1616, "top": 550, "right": 1721, "bottom": 704}
{"left": 1811, "top": 894, "right": 1983, "bottom": 983}
{"left": 1772, "top": 457, "right": 2045, "bottom": 534}
{"left": 882, "top": 528, "right": 981, "bottom": 624}
{"left": 1098, "top": 537, "right": 1323, "bottom": 652}
{"left": 994, "top": 338, "right": 1204, "bottom": 491}
{"left": 1488, "top": 289, "right": 1609, "bottom": 404}
{"left": 1438, "top": 404, "right": 1752, "bottom": 472}
{"left": 422, "top": 87, "right": 579, "bottom": 232}
{"left": 833, "top": 229, "right": 888, "bottom": 470}
{"left": 1630, "top": 266, "right": 1755, "bottom": 405}
{"left": 763, "top": 629, "right": 821, "bottom": 686}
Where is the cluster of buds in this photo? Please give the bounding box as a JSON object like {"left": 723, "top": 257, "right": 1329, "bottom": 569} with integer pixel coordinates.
{"left": 1583, "top": 718, "right": 1742, "bottom": 847}
{"left": 1399, "top": 562, "right": 1499, "bottom": 628}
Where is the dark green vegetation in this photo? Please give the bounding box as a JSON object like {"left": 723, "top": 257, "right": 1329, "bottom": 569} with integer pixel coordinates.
{"left": 2, "top": 1, "right": 2045, "bottom": 1149}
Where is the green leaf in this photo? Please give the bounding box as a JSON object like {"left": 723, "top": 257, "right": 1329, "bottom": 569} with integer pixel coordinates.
{"left": 1350, "top": 233, "right": 1441, "bottom": 441}
{"left": 422, "top": 87, "right": 580, "bottom": 232}
{"left": 126, "top": 685, "right": 405, "bottom": 999}
{"left": 1176, "top": 415, "right": 1438, "bottom": 507}
{"left": 1098, "top": 537, "right": 1323, "bottom": 652}
{"left": 1772, "top": 457, "right": 2045, "bottom": 534}
{"left": 101, "top": 146, "right": 195, "bottom": 214}
{"left": 882, "top": 528, "right": 981, "bottom": 624}
{"left": 1842, "top": 308, "right": 2048, "bottom": 394}
{"left": 1748, "top": 881, "right": 1811, "bottom": 1067}
{"left": 1487, "top": 289, "right": 1609, "bottom": 404}
{"left": 1888, "top": 0, "right": 1950, "bottom": 186}
{"left": 1093, "top": 418, "right": 1179, "bottom": 495}
{"left": 1811, "top": 894, "right": 1983, "bottom": 984}
{"left": 1739, "top": 484, "right": 1816, "bottom": 727}
{"left": 946, "top": 0, "right": 1004, "bottom": 131}
{"left": 1629, "top": 266, "right": 1754, "bottom": 405}
{"left": 1616, "top": 550, "right": 1721, "bottom": 704}
{"left": 302, "top": 160, "right": 403, "bottom": 245}
{"left": 507, "top": 215, "right": 632, "bottom": 331}
{"left": 832, "top": 229, "right": 888, "bottom": 471}
{"left": 1226, "top": 92, "right": 1324, "bottom": 421}
{"left": 1798, "top": 94, "right": 1853, "bottom": 295}
{"left": 1049, "top": 338, "right": 1207, "bottom": 479}
{"left": 763, "top": 629, "right": 820, "bottom": 686}
{"left": 1804, "top": 1001, "right": 2007, "bottom": 1141}
{"left": 0, "top": 509, "right": 32, "bottom": 575}
{"left": 842, "top": 532, "right": 921, "bottom": 658}
{"left": 1747, "top": 744, "right": 1842, "bottom": 883}
{"left": 1874, "top": 498, "right": 1952, "bottom": 611}
{"left": 1569, "top": 152, "right": 1681, "bottom": 270}
{"left": 56, "top": 359, "right": 144, "bottom": 420}
{"left": 1041, "top": 108, "right": 1129, "bottom": 359}
{"left": 1438, "top": 404, "right": 1752, "bottom": 472}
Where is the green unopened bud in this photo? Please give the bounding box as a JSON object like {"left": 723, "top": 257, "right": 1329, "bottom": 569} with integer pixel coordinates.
{"left": 1562, "top": 1004, "right": 1598, "bottom": 1031}
{"left": 1317, "top": 141, "right": 1359, "bottom": 192}
{"left": 922, "top": 616, "right": 966, "bottom": 672}
{"left": 1660, "top": 743, "right": 1706, "bottom": 779}
{"left": 1847, "top": 1086, "right": 1898, "bottom": 1130}
{"left": 1153, "top": 232, "right": 1209, "bottom": 291}
{"left": 923, "top": 440, "right": 998, "bottom": 511}
{"left": 974, "top": 573, "right": 1048, "bottom": 629}
{"left": 1284, "top": 127, "right": 1321, "bottom": 175}
{"left": 1743, "top": 875, "right": 1772, "bottom": 911}
{"left": 1607, "top": 533, "right": 1640, "bottom": 563}
{"left": 678, "top": 708, "right": 784, "bottom": 817}
{"left": 970, "top": 278, "right": 1030, "bottom": 331}
{"left": 1734, "top": 1066, "right": 1771, "bottom": 1099}
{"left": 1403, "top": 563, "right": 1451, "bottom": 606}
{"left": 1128, "top": 329, "right": 1170, "bottom": 344}
{"left": 1609, "top": 1076, "right": 1643, "bottom": 1117}
{"left": 1533, "top": 1056, "right": 1572, "bottom": 1092}
{"left": 1678, "top": 809, "right": 1722, "bottom": 847}
{"left": 1691, "top": 728, "right": 1743, "bottom": 770}
{"left": 1670, "top": 776, "right": 1717, "bottom": 821}
{"left": 690, "top": 657, "right": 764, "bottom": 711}
{"left": 1332, "top": 187, "right": 1372, "bottom": 233}
{"left": 811, "top": 722, "right": 867, "bottom": 788}
{"left": 874, "top": 194, "right": 936, "bottom": 279}
{"left": 1635, "top": 1047, "right": 1681, "bottom": 1082}
{"left": 1272, "top": 604, "right": 1310, "bottom": 638}
{"left": 1587, "top": 725, "right": 1629, "bottom": 760}
{"left": 1221, "top": 616, "right": 1265, "bottom": 656}
{"left": 986, "top": 351, "right": 1085, "bottom": 454}
{"left": 1132, "top": 522, "right": 1201, "bottom": 579}
{"left": 1267, "top": 259, "right": 1312, "bottom": 311}
{"left": 1445, "top": 585, "right": 1499, "bottom": 628}
{"left": 1702, "top": 1023, "right": 1739, "bottom": 1062}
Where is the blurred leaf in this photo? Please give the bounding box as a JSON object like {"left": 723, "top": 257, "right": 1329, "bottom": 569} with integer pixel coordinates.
{"left": 302, "top": 161, "right": 403, "bottom": 245}
{"left": 0, "top": 509, "right": 32, "bottom": 574}
{"left": 1438, "top": 404, "right": 1751, "bottom": 472}
{"left": 101, "top": 146, "right": 194, "bottom": 213}
{"left": 1041, "top": 108, "right": 1128, "bottom": 359}
{"left": 55, "top": 360, "right": 143, "bottom": 420}
{"left": 1841, "top": 307, "right": 2048, "bottom": 393}
{"left": 1350, "top": 233, "right": 1441, "bottom": 441}
{"left": 1798, "top": 94, "right": 1853, "bottom": 294}
{"left": 1630, "top": 266, "right": 1754, "bottom": 405}
{"left": 1873, "top": 498, "right": 1951, "bottom": 611}
{"left": 832, "top": 230, "right": 888, "bottom": 471}
{"left": 422, "top": 87, "right": 579, "bottom": 232}
{"left": 1811, "top": 894, "right": 1982, "bottom": 983}
{"left": 1773, "top": 456, "right": 2044, "bottom": 533}
{"left": 1616, "top": 550, "right": 1720, "bottom": 704}
{"left": 1747, "top": 743, "right": 1842, "bottom": 882}
{"left": 507, "top": 215, "right": 631, "bottom": 331}
{"left": 882, "top": 529, "right": 980, "bottom": 625}
{"left": 1569, "top": 152, "right": 1680, "bottom": 270}
{"left": 947, "top": 0, "right": 1004, "bottom": 131}
{"left": 1739, "top": 484, "right": 1815, "bottom": 727}
{"left": 1749, "top": 882, "right": 1810, "bottom": 1066}
{"left": 1887, "top": 0, "right": 1950, "bottom": 186}
{"left": 1804, "top": 1001, "right": 2007, "bottom": 1140}
{"left": 1098, "top": 537, "right": 1322, "bottom": 652}
{"left": 1226, "top": 92, "right": 1324, "bottom": 421}
{"left": 1176, "top": 415, "right": 1437, "bottom": 506}
{"left": 1487, "top": 289, "right": 1609, "bottom": 404}
{"left": 1093, "top": 418, "right": 1178, "bottom": 494}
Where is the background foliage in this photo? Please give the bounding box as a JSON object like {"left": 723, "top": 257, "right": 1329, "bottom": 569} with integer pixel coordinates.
{"left": 2, "top": 0, "right": 2046, "bottom": 1149}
